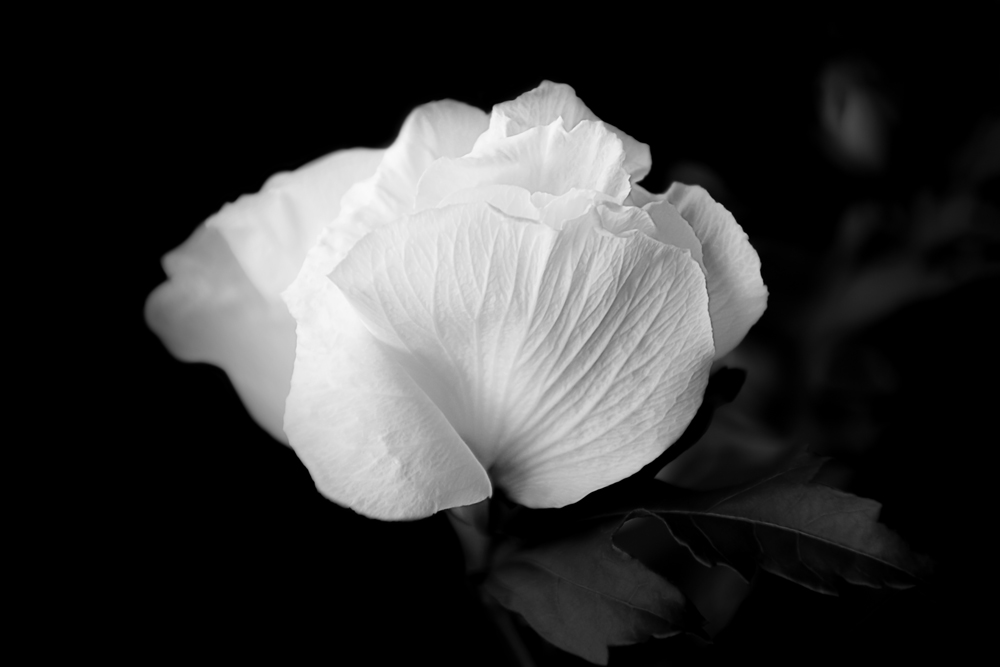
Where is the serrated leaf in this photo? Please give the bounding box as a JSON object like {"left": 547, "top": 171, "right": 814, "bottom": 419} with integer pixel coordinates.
{"left": 483, "top": 518, "right": 705, "bottom": 665}
{"left": 637, "top": 453, "right": 932, "bottom": 595}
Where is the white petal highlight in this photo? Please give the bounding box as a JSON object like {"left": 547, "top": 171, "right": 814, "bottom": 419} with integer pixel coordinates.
{"left": 145, "top": 224, "right": 296, "bottom": 441}
{"left": 415, "top": 118, "right": 630, "bottom": 212}
{"left": 208, "top": 148, "right": 385, "bottom": 300}
{"left": 331, "top": 202, "right": 715, "bottom": 509}
{"left": 473, "top": 80, "right": 652, "bottom": 183}
{"left": 664, "top": 183, "right": 768, "bottom": 359}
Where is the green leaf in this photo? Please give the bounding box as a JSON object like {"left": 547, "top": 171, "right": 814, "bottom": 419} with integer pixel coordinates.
{"left": 483, "top": 518, "right": 706, "bottom": 665}
{"left": 637, "top": 453, "right": 932, "bottom": 595}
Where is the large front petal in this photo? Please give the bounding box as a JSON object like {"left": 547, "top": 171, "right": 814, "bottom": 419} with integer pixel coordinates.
{"left": 146, "top": 148, "right": 384, "bottom": 440}
{"left": 330, "top": 202, "right": 715, "bottom": 509}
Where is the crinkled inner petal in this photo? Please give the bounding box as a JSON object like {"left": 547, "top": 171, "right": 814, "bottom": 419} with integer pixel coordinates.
{"left": 415, "top": 118, "right": 629, "bottom": 212}
{"left": 307, "top": 100, "right": 490, "bottom": 279}
{"left": 472, "top": 80, "right": 652, "bottom": 183}
{"left": 537, "top": 188, "right": 618, "bottom": 231}
{"left": 145, "top": 224, "right": 296, "bottom": 442}
{"left": 208, "top": 148, "right": 385, "bottom": 299}
{"left": 438, "top": 184, "right": 540, "bottom": 220}
{"left": 575, "top": 199, "right": 657, "bottom": 238}
{"left": 283, "top": 261, "right": 492, "bottom": 521}
{"left": 663, "top": 183, "right": 767, "bottom": 359}
{"left": 330, "top": 202, "right": 715, "bottom": 509}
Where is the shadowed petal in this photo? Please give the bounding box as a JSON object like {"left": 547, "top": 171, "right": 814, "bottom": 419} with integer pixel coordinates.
{"left": 664, "top": 183, "right": 767, "bottom": 359}
{"left": 208, "top": 149, "right": 385, "bottom": 299}
{"left": 146, "top": 224, "right": 297, "bottom": 441}
{"left": 331, "top": 202, "right": 715, "bottom": 509}
{"left": 146, "top": 148, "right": 385, "bottom": 440}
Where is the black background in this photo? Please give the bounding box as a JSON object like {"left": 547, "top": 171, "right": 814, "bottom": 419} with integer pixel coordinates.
{"left": 99, "top": 21, "right": 997, "bottom": 664}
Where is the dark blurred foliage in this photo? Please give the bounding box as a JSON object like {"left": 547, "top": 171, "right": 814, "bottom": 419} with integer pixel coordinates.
{"left": 79, "top": 18, "right": 999, "bottom": 665}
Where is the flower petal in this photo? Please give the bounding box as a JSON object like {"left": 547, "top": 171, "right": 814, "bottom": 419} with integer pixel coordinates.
{"left": 283, "top": 255, "right": 492, "bottom": 521}
{"left": 208, "top": 148, "right": 385, "bottom": 299}
{"left": 278, "top": 104, "right": 496, "bottom": 503}
{"left": 146, "top": 148, "right": 385, "bottom": 441}
{"left": 145, "top": 224, "right": 296, "bottom": 441}
{"left": 663, "top": 183, "right": 768, "bottom": 359}
{"left": 536, "top": 188, "right": 619, "bottom": 231}
{"left": 472, "top": 80, "right": 652, "bottom": 183}
{"left": 438, "top": 183, "right": 540, "bottom": 220}
{"left": 280, "top": 104, "right": 493, "bottom": 518}
{"left": 643, "top": 199, "right": 705, "bottom": 269}
{"left": 314, "top": 101, "right": 489, "bottom": 276}
{"left": 415, "top": 118, "right": 630, "bottom": 212}
{"left": 331, "top": 202, "right": 715, "bottom": 509}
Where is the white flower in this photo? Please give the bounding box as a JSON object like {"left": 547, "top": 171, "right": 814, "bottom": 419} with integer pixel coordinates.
{"left": 146, "top": 81, "right": 767, "bottom": 520}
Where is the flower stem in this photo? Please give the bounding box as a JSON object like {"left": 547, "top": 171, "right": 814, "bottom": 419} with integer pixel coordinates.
{"left": 480, "top": 589, "right": 537, "bottom": 667}
{"left": 449, "top": 505, "right": 536, "bottom": 667}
